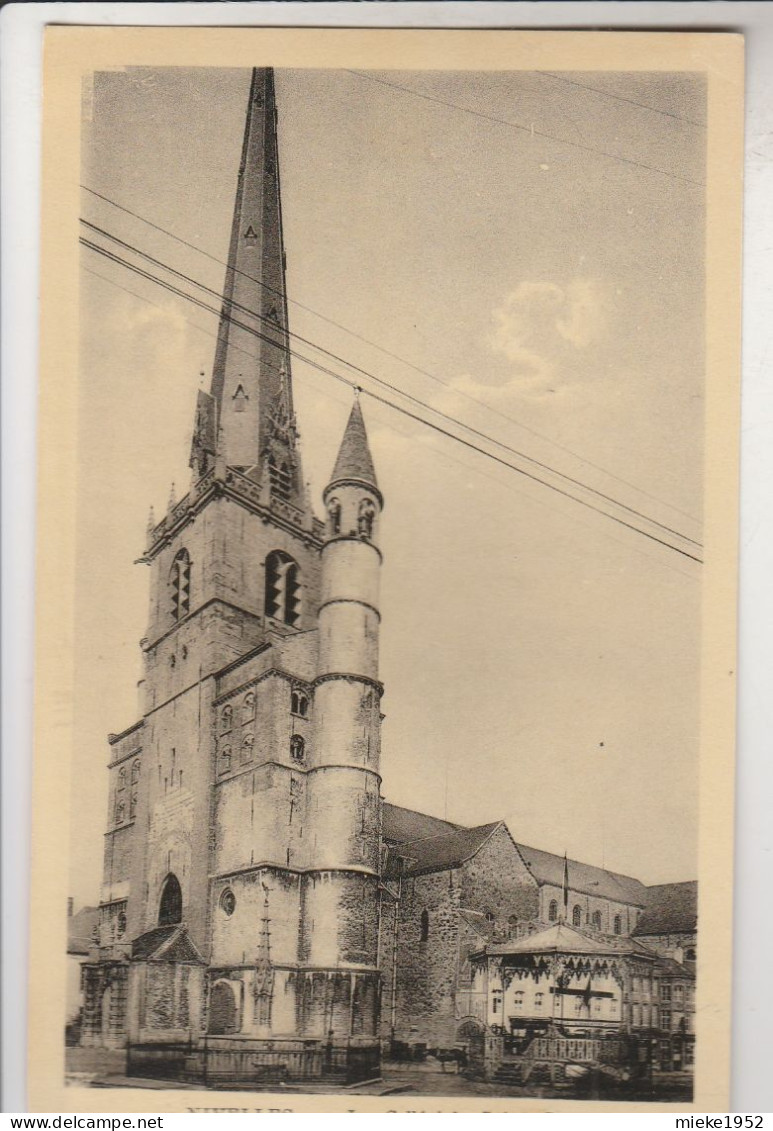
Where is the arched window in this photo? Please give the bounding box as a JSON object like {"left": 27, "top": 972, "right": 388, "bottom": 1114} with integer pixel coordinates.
{"left": 170, "top": 549, "right": 191, "bottom": 621}
{"left": 219, "top": 746, "right": 232, "bottom": 775}
{"left": 158, "top": 873, "right": 183, "bottom": 927}
{"left": 131, "top": 759, "right": 141, "bottom": 785}
{"left": 264, "top": 551, "right": 301, "bottom": 627}
{"left": 507, "top": 914, "right": 518, "bottom": 939}
{"left": 548, "top": 899, "right": 558, "bottom": 922}
{"left": 572, "top": 905, "right": 582, "bottom": 927}
{"left": 240, "top": 734, "right": 254, "bottom": 765}
{"left": 116, "top": 909, "right": 127, "bottom": 938}
{"left": 327, "top": 496, "right": 341, "bottom": 535}
{"left": 242, "top": 691, "right": 256, "bottom": 722}
{"left": 591, "top": 910, "right": 602, "bottom": 930}
{"left": 115, "top": 798, "right": 126, "bottom": 825}
{"left": 420, "top": 909, "right": 429, "bottom": 942}
{"left": 220, "top": 705, "right": 233, "bottom": 734}
{"left": 291, "top": 690, "right": 309, "bottom": 717}
{"left": 613, "top": 915, "right": 622, "bottom": 935}
{"left": 358, "top": 498, "right": 376, "bottom": 539}
{"left": 209, "top": 980, "right": 239, "bottom": 1035}
{"left": 129, "top": 791, "right": 138, "bottom": 820}
{"left": 685, "top": 947, "right": 696, "bottom": 962}
{"left": 290, "top": 735, "right": 305, "bottom": 764}
{"left": 117, "top": 767, "right": 127, "bottom": 791}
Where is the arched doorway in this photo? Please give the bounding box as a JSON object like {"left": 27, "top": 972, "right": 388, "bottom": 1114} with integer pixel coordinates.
{"left": 209, "top": 981, "right": 239, "bottom": 1034}
{"left": 158, "top": 873, "right": 183, "bottom": 926}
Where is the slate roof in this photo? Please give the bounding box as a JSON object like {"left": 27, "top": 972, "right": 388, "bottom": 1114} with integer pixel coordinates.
{"left": 389, "top": 821, "right": 502, "bottom": 876}
{"left": 382, "top": 801, "right": 460, "bottom": 845}
{"left": 632, "top": 881, "right": 698, "bottom": 936}
{"left": 482, "top": 922, "right": 657, "bottom": 959}
{"left": 67, "top": 906, "right": 99, "bottom": 956}
{"left": 328, "top": 397, "right": 379, "bottom": 496}
{"left": 657, "top": 955, "right": 694, "bottom": 978}
{"left": 131, "top": 924, "right": 206, "bottom": 964}
{"left": 513, "top": 842, "right": 647, "bottom": 906}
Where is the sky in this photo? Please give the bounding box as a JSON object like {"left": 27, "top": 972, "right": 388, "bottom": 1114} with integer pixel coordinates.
{"left": 72, "top": 65, "right": 706, "bottom": 907}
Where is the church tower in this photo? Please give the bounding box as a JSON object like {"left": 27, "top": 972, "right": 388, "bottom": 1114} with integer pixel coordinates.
{"left": 81, "top": 69, "right": 384, "bottom": 1084}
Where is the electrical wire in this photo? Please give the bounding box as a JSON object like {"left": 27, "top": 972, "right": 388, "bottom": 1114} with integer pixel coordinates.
{"left": 344, "top": 69, "right": 704, "bottom": 188}
{"left": 80, "top": 218, "right": 701, "bottom": 550}
{"left": 80, "top": 233, "right": 703, "bottom": 565}
{"left": 80, "top": 183, "right": 701, "bottom": 527}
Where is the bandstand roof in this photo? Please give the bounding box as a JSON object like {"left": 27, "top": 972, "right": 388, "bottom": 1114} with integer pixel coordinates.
{"left": 482, "top": 922, "right": 657, "bottom": 960}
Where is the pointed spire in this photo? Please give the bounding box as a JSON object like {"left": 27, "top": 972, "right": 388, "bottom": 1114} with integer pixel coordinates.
{"left": 326, "top": 392, "right": 380, "bottom": 502}
{"left": 196, "top": 67, "right": 302, "bottom": 501}
{"left": 168, "top": 482, "right": 177, "bottom": 510}
{"left": 146, "top": 505, "right": 155, "bottom": 537}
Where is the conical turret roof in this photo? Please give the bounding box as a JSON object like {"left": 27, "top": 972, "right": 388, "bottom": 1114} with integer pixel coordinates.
{"left": 327, "top": 396, "right": 380, "bottom": 500}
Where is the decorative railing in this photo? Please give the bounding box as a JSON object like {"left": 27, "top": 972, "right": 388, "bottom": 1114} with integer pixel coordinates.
{"left": 147, "top": 465, "right": 314, "bottom": 554}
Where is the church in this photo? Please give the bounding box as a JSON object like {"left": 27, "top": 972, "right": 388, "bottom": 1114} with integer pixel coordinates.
{"left": 78, "top": 68, "right": 696, "bottom": 1089}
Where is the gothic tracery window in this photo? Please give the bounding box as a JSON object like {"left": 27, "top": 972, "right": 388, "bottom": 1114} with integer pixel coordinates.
{"left": 572, "top": 905, "right": 582, "bottom": 927}
{"left": 613, "top": 915, "right": 622, "bottom": 935}
{"left": 290, "top": 734, "right": 305, "bottom": 764}
{"left": 220, "top": 705, "right": 233, "bottom": 734}
{"left": 219, "top": 746, "right": 232, "bottom": 775}
{"left": 131, "top": 759, "right": 141, "bottom": 784}
{"left": 264, "top": 551, "right": 301, "bottom": 627}
{"left": 548, "top": 899, "right": 558, "bottom": 922}
{"left": 170, "top": 549, "right": 191, "bottom": 621}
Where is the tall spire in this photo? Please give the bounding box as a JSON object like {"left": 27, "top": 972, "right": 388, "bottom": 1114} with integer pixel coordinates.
{"left": 326, "top": 393, "right": 381, "bottom": 504}
{"left": 190, "top": 69, "right": 302, "bottom": 502}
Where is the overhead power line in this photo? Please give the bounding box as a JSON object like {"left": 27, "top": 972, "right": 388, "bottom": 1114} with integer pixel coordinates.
{"left": 80, "top": 232, "right": 703, "bottom": 566}
{"left": 536, "top": 71, "right": 706, "bottom": 128}
{"left": 81, "top": 183, "right": 701, "bottom": 528}
{"left": 82, "top": 260, "right": 698, "bottom": 586}
{"left": 345, "top": 69, "right": 704, "bottom": 188}
{"left": 81, "top": 216, "right": 700, "bottom": 549}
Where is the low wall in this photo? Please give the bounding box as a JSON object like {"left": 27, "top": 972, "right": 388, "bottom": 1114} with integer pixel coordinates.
{"left": 127, "top": 1035, "right": 380, "bottom": 1086}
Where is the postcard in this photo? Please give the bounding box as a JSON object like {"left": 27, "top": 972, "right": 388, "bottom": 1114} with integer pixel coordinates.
{"left": 29, "top": 26, "right": 742, "bottom": 1112}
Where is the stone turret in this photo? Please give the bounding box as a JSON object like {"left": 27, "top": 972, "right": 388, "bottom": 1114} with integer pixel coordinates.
{"left": 300, "top": 395, "right": 383, "bottom": 1035}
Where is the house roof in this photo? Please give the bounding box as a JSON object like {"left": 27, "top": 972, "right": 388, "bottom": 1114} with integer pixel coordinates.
{"left": 67, "top": 906, "right": 99, "bottom": 956}
{"left": 482, "top": 921, "right": 656, "bottom": 959}
{"left": 388, "top": 821, "right": 502, "bottom": 876}
{"left": 382, "top": 801, "right": 460, "bottom": 845}
{"left": 633, "top": 881, "right": 698, "bottom": 936}
{"left": 512, "top": 842, "right": 647, "bottom": 907}
{"left": 131, "top": 923, "right": 206, "bottom": 964}
{"left": 657, "top": 955, "right": 694, "bottom": 978}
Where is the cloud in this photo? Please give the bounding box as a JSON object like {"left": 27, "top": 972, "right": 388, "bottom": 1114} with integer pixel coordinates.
{"left": 489, "top": 278, "right": 607, "bottom": 396}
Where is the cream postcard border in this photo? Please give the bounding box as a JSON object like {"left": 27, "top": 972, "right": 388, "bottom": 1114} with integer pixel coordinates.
{"left": 30, "top": 26, "right": 743, "bottom": 1113}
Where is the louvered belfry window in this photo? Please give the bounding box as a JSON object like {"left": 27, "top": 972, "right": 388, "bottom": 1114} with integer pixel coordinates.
{"left": 264, "top": 550, "right": 301, "bottom": 627}
{"left": 170, "top": 549, "right": 191, "bottom": 621}
{"left": 267, "top": 455, "right": 292, "bottom": 502}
